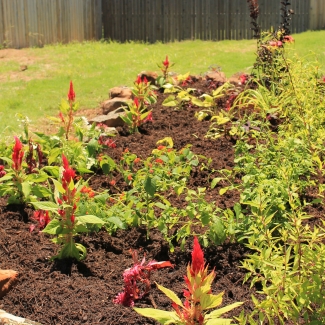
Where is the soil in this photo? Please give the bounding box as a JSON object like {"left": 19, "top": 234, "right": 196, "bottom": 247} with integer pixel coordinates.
{"left": 0, "top": 78, "right": 323, "bottom": 325}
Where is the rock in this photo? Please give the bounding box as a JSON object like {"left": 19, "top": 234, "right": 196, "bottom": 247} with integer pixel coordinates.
{"left": 101, "top": 97, "right": 130, "bottom": 115}
{"left": 138, "top": 71, "right": 158, "bottom": 84}
{"left": 205, "top": 71, "right": 226, "bottom": 83}
{"left": 0, "top": 310, "right": 42, "bottom": 324}
{"left": 88, "top": 108, "right": 126, "bottom": 127}
{"left": 109, "top": 87, "right": 133, "bottom": 100}
{"left": 0, "top": 270, "right": 18, "bottom": 298}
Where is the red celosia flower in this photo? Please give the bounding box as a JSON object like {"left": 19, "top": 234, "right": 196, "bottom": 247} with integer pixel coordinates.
{"left": 12, "top": 136, "right": 24, "bottom": 171}
{"left": 135, "top": 75, "right": 142, "bottom": 85}
{"left": 157, "top": 145, "right": 166, "bottom": 150}
{"left": 134, "top": 157, "right": 141, "bottom": 164}
{"left": 134, "top": 97, "right": 140, "bottom": 108}
{"left": 105, "top": 139, "right": 117, "bottom": 148}
{"left": 114, "top": 250, "right": 172, "bottom": 307}
{"left": 239, "top": 74, "right": 248, "bottom": 85}
{"left": 109, "top": 179, "right": 116, "bottom": 186}
{"left": 59, "top": 112, "right": 65, "bottom": 123}
{"left": 30, "top": 210, "right": 51, "bottom": 232}
{"left": 191, "top": 237, "right": 204, "bottom": 275}
{"left": 62, "top": 154, "right": 75, "bottom": 186}
{"left": 163, "top": 55, "right": 169, "bottom": 68}
{"left": 143, "top": 76, "right": 148, "bottom": 84}
{"left": 67, "top": 81, "right": 75, "bottom": 102}
{"left": 143, "top": 111, "right": 153, "bottom": 123}
{"left": 283, "top": 35, "right": 294, "bottom": 43}
{"left": 269, "top": 40, "right": 283, "bottom": 47}
{"left": 127, "top": 174, "right": 133, "bottom": 181}
{"left": 155, "top": 158, "right": 164, "bottom": 164}
{"left": 0, "top": 165, "right": 6, "bottom": 178}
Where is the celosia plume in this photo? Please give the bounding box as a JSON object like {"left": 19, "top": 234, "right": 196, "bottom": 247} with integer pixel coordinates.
{"left": 191, "top": 237, "right": 205, "bottom": 275}
{"left": 163, "top": 55, "right": 169, "bottom": 68}
{"left": 12, "top": 136, "right": 24, "bottom": 171}
{"left": 62, "top": 154, "right": 75, "bottom": 185}
{"left": 67, "top": 80, "right": 75, "bottom": 102}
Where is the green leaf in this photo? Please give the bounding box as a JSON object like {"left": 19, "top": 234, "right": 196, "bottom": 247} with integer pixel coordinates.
{"left": 211, "top": 177, "right": 223, "bottom": 189}
{"left": 133, "top": 308, "right": 178, "bottom": 324}
{"left": 106, "top": 216, "right": 126, "bottom": 229}
{"left": 21, "top": 182, "right": 31, "bottom": 198}
{"left": 52, "top": 179, "right": 65, "bottom": 194}
{"left": 31, "top": 185, "right": 53, "bottom": 198}
{"left": 205, "top": 319, "right": 232, "bottom": 325}
{"left": 219, "top": 187, "right": 229, "bottom": 195}
{"left": 156, "top": 137, "right": 174, "bottom": 148}
{"left": 76, "top": 215, "right": 105, "bottom": 225}
{"left": 144, "top": 176, "right": 156, "bottom": 197}
{"left": 76, "top": 167, "right": 94, "bottom": 174}
{"left": 42, "top": 166, "right": 60, "bottom": 178}
{"left": 42, "top": 219, "right": 62, "bottom": 235}
{"left": 87, "top": 138, "right": 99, "bottom": 157}
{"left": 25, "top": 173, "right": 49, "bottom": 183}
{"left": 48, "top": 148, "right": 62, "bottom": 165}
{"left": 32, "top": 201, "right": 59, "bottom": 211}
{"left": 156, "top": 283, "right": 183, "bottom": 307}
{"left": 162, "top": 95, "right": 178, "bottom": 107}
{"left": 206, "top": 302, "right": 243, "bottom": 318}
{"left": 200, "top": 292, "right": 223, "bottom": 310}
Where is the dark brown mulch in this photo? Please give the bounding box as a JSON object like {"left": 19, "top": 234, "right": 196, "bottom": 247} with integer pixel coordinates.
{"left": 0, "top": 78, "right": 323, "bottom": 325}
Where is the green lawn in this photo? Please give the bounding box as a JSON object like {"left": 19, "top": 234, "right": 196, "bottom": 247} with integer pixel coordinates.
{"left": 0, "top": 30, "right": 324, "bottom": 137}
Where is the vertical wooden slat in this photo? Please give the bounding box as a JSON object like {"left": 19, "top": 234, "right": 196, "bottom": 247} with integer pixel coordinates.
{"left": 0, "top": 0, "right": 4, "bottom": 46}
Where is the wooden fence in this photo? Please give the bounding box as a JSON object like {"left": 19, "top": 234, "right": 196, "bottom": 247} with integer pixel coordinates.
{"left": 102, "top": 0, "right": 323, "bottom": 42}
{"left": 0, "top": 0, "right": 102, "bottom": 48}
{"left": 0, "top": 0, "right": 325, "bottom": 48}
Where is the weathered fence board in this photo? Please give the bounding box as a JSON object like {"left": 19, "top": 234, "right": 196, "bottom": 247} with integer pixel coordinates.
{"left": 0, "top": 0, "right": 102, "bottom": 48}
{"left": 0, "top": 0, "right": 325, "bottom": 48}
{"left": 102, "top": 0, "right": 325, "bottom": 43}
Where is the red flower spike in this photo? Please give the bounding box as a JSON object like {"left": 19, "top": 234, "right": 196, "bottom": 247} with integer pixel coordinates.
{"left": 67, "top": 81, "right": 75, "bottom": 102}
{"left": 61, "top": 154, "right": 75, "bottom": 183}
{"left": 135, "top": 75, "right": 142, "bottom": 85}
{"left": 143, "top": 111, "right": 153, "bottom": 123}
{"left": 191, "top": 237, "right": 205, "bottom": 275}
{"left": 59, "top": 112, "right": 65, "bottom": 123}
{"left": 163, "top": 55, "right": 169, "bottom": 68}
{"left": 12, "top": 136, "right": 24, "bottom": 171}
{"left": 134, "top": 97, "right": 140, "bottom": 108}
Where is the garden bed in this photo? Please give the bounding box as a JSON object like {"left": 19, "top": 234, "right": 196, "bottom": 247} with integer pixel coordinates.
{"left": 1, "top": 76, "right": 324, "bottom": 325}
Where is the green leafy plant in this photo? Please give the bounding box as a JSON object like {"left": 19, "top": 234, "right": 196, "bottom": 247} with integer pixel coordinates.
{"left": 156, "top": 55, "right": 175, "bottom": 87}
{"left": 0, "top": 137, "right": 50, "bottom": 204}
{"left": 121, "top": 75, "right": 157, "bottom": 133}
{"left": 134, "top": 237, "right": 242, "bottom": 324}
{"left": 34, "top": 154, "right": 105, "bottom": 260}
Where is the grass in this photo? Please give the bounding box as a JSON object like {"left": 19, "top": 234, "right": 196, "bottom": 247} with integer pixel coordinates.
{"left": 0, "top": 30, "right": 324, "bottom": 137}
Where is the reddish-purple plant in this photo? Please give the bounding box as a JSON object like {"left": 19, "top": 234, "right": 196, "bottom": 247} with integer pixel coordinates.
{"left": 114, "top": 250, "right": 173, "bottom": 307}
{"left": 29, "top": 210, "right": 51, "bottom": 233}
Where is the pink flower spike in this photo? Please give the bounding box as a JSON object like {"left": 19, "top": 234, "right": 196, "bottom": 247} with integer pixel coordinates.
{"left": 191, "top": 237, "right": 204, "bottom": 275}
{"left": 67, "top": 81, "right": 75, "bottom": 102}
